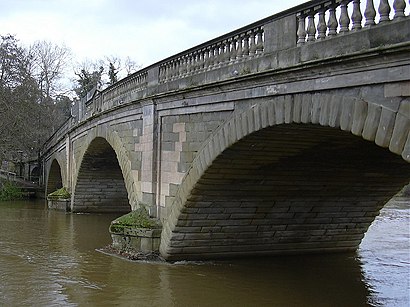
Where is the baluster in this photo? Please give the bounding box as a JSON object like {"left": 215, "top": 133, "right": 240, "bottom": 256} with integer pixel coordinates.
{"left": 185, "top": 55, "right": 192, "bottom": 75}
{"left": 215, "top": 43, "right": 222, "bottom": 66}
{"left": 161, "top": 65, "right": 167, "bottom": 82}
{"left": 202, "top": 49, "right": 209, "bottom": 71}
{"left": 393, "top": 0, "right": 406, "bottom": 19}
{"left": 193, "top": 51, "right": 199, "bottom": 72}
{"left": 307, "top": 12, "right": 316, "bottom": 41}
{"left": 378, "top": 0, "right": 391, "bottom": 23}
{"left": 249, "top": 30, "right": 257, "bottom": 56}
{"left": 317, "top": 7, "right": 327, "bottom": 39}
{"left": 195, "top": 52, "right": 201, "bottom": 72}
{"left": 220, "top": 40, "right": 228, "bottom": 64}
{"left": 230, "top": 37, "right": 237, "bottom": 61}
{"left": 196, "top": 51, "right": 202, "bottom": 71}
{"left": 189, "top": 53, "right": 195, "bottom": 73}
{"left": 236, "top": 35, "right": 244, "bottom": 60}
{"left": 172, "top": 60, "right": 178, "bottom": 80}
{"left": 183, "top": 55, "right": 189, "bottom": 77}
{"left": 178, "top": 57, "right": 184, "bottom": 77}
{"left": 327, "top": 5, "right": 338, "bottom": 36}
{"left": 207, "top": 47, "right": 215, "bottom": 70}
{"left": 166, "top": 62, "right": 172, "bottom": 81}
{"left": 199, "top": 50, "right": 204, "bottom": 71}
{"left": 211, "top": 45, "right": 218, "bottom": 68}
{"left": 168, "top": 61, "right": 174, "bottom": 80}
{"left": 339, "top": 1, "right": 351, "bottom": 33}
{"left": 174, "top": 60, "right": 180, "bottom": 79}
{"left": 297, "top": 13, "right": 306, "bottom": 45}
{"left": 351, "top": 0, "right": 363, "bottom": 31}
{"left": 225, "top": 39, "right": 233, "bottom": 63}
{"left": 242, "top": 33, "right": 250, "bottom": 57}
{"left": 364, "top": 0, "right": 376, "bottom": 26}
{"left": 256, "top": 27, "right": 264, "bottom": 54}
{"left": 161, "top": 66, "right": 166, "bottom": 82}
{"left": 169, "top": 60, "right": 175, "bottom": 80}
{"left": 198, "top": 51, "right": 204, "bottom": 71}
{"left": 178, "top": 55, "right": 186, "bottom": 78}
{"left": 159, "top": 65, "right": 164, "bottom": 82}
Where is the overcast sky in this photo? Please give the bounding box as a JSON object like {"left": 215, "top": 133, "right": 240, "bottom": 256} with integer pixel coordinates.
{"left": 0, "top": 0, "right": 305, "bottom": 68}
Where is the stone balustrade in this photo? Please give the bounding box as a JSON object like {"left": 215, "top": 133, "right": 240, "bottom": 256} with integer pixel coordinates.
{"left": 297, "top": 0, "right": 408, "bottom": 44}
{"left": 101, "top": 70, "right": 148, "bottom": 104}
{"left": 158, "top": 25, "right": 264, "bottom": 83}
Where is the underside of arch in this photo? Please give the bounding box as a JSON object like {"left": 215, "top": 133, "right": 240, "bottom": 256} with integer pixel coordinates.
{"left": 73, "top": 137, "right": 131, "bottom": 213}
{"left": 162, "top": 124, "right": 410, "bottom": 260}
{"left": 47, "top": 159, "right": 63, "bottom": 195}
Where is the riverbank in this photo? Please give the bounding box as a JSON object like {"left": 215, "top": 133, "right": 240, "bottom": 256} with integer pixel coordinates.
{"left": 0, "top": 180, "right": 22, "bottom": 201}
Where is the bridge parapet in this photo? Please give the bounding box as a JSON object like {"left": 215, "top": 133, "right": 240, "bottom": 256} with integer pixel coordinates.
{"left": 67, "top": 0, "right": 408, "bottom": 124}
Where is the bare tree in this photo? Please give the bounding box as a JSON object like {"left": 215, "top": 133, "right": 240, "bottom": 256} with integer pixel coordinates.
{"left": 29, "top": 40, "right": 72, "bottom": 102}
{"left": 73, "top": 59, "right": 104, "bottom": 98}
{"left": 104, "top": 55, "right": 121, "bottom": 85}
{"left": 0, "top": 35, "right": 72, "bottom": 162}
{"left": 124, "top": 56, "right": 141, "bottom": 76}
{"left": 73, "top": 55, "right": 140, "bottom": 97}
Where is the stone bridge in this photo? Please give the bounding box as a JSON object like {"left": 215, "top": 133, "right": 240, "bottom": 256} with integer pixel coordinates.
{"left": 42, "top": 0, "right": 410, "bottom": 260}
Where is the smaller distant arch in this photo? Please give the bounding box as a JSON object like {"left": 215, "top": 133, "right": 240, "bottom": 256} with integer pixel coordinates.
{"left": 72, "top": 137, "right": 131, "bottom": 213}
{"left": 47, "top": 159, "right": 63, "bottom": 195}
{"left": 30, "top": 166, "right": 40, "bottom": 183}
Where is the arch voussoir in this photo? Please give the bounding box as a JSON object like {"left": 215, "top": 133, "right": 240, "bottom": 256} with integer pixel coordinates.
{"left": 375, "top": 107, "right": 397, "bottom": 148}
{"left": 351, "top": 99, "right": 367, "bottom": 136}
{"left": 402, "top": 133, "right": 410, "bottom": 162}
{"left": 362, "top": 103, "right": 382, "bottom": 141}
{"left": 340, "top": 96, "right": 354, "bottom": 132}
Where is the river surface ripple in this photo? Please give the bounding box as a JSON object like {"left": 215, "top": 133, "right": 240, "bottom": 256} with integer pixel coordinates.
{"left": 0, "top": 199, "right": 408, "bottom": 306}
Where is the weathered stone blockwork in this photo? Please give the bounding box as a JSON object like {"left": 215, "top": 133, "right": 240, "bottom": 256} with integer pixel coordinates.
{"left": 159, "top": 112, "right": 232, "bottom": 211}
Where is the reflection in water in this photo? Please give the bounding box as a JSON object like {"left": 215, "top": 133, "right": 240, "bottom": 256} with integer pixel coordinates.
{"left": 0, "top": 199, "right": 408, "bottom": 306}
{"left": 359, "top": 199, "right": 410, "bottom": 306}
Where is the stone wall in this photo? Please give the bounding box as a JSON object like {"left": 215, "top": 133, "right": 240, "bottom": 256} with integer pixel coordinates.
{"left": 158, "top": 111, "right": 232, "bottom": 217}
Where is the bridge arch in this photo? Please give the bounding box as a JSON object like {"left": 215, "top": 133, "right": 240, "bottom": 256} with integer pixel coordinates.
{"left": 46, "top": 159, "right": 64, "bottom": 195}
{"left": 73, "top": 136, "right": 132, "bottom": 213}
{"left": 160, "top": 93, "right": 410, "bottom": 260}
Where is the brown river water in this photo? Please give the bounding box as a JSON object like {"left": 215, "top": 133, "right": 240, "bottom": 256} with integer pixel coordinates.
{"left": 0, "top": 198, "right": 408, "bottom": 306}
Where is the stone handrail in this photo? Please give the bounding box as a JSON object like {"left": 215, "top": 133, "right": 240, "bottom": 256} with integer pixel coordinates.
{"left": 296, "top": 0, "right": 408, "bottom": 44}
{"left": 101, "top": 70, "right": 148, "bottom": 103}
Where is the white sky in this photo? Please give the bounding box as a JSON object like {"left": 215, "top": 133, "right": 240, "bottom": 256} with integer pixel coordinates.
{"left": 0, "top": 0, "right": 306, "bottom": 68}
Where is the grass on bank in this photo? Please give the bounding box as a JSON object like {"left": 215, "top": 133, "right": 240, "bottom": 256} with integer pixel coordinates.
{"left": 0, "top": 180, "right": 23, "bottom": 201}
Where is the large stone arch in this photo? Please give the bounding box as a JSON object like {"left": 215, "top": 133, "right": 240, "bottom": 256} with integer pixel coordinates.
{"left": 72, "top": 125, "right": 138, "bottom": 213}
{"left": 160, "top": 93, "right": 410, "bottom": 260}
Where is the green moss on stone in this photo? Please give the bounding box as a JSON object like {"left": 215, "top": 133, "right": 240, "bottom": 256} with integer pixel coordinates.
{"left": 110, "top": 207, "right": 160, "bottom": 233}
{"left": 47, "top": 187, "right": 71, "bottom": 200}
